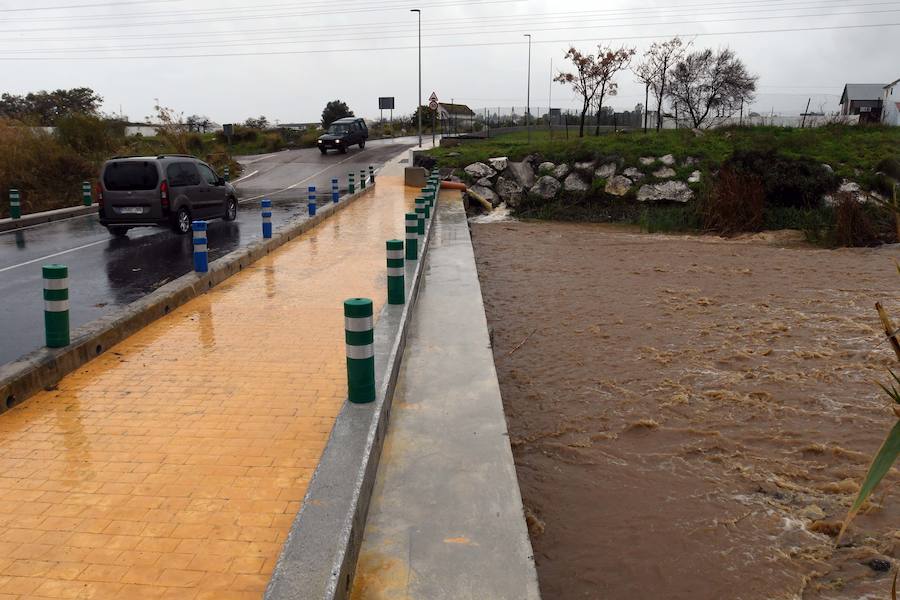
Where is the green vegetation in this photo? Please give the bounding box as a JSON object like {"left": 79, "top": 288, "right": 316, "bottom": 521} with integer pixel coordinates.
{"left": 430, "top": 125, "right": 900, "bottom": 246}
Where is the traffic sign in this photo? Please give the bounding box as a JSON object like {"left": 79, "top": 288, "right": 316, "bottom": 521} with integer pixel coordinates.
{"left": 428, "top": 100, "right": 438, "bottom": 111}
{"left": 429, "top": 92, "right": 438, "bottom": 103}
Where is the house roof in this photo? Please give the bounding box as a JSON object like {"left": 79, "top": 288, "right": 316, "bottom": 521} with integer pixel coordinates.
{"left": 885, "top": 78, "right": 900, "bottom": 89}
{"left": 438, "top": 103, "right": 475, "bottom": 116}
{"left": 840, "top": 83, "right": 887, "bottom": 104}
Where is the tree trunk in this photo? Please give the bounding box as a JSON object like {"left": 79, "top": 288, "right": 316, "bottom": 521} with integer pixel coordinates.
{"left": 594, "top": 89, "right": 605, "bottom": 137}
{"left": 579, "top": 102, "right": 588, "bottom": 137}
{"left": 656, "top": 58, "right": 667, "bottom": 132}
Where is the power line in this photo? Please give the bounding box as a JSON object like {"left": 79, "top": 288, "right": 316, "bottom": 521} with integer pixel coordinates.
{"left": 2, "top": 0, "right": 893, "bottom": 39}
{"left": 3, "top": 7, "right": 898, "bottom": 54}
{"left": 0, "top": 0, "right": 180, "bottom": 12}
{"left": 0, "top": 21, "right": 897, "bottom": 60}
{"left": 0, "top": 0, "right": 524, "bottom": 32}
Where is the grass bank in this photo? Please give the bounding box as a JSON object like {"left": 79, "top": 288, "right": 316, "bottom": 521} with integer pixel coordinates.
{"left": 430, "top": 126, "right": 900, "bottom": 246}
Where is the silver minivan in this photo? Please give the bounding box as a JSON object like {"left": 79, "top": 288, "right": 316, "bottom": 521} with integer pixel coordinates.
{"left": 98, "top": 155, "right": 238, "bottom": 236}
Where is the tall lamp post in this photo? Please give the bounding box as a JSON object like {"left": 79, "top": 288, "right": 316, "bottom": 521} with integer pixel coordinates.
{"left": 524, "top": 33, "right": 532, "bottom": 142}
{"left": 411, "top": 9, "right": 422, "bottom": 148}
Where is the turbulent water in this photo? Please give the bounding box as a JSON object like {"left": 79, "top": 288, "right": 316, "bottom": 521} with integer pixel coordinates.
{"left": 471, "top": 221, "right": 900, "bottom": 600}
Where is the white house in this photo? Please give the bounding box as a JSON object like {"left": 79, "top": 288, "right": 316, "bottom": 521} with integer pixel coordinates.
{"left": 882, "top": 78, "right": 900, "bottom": 126}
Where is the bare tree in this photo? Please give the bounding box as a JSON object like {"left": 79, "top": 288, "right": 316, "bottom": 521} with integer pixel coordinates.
{"left": 634, "top": 37, "right": 688, "bottom": 132}
{"left": 592, "top": 44, "right": 635, "bottom": 135}
{"left": 667, "top": 48, "right": 758, "bottom": 129}
{"left": 554, "top": 47, "right": 602, "bottom": 137}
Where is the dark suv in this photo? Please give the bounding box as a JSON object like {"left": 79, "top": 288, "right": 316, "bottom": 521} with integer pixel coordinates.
{"left": 317, "top": 118, "right": 369, "bottom": 154}
{"left": 98, "top": 155, "right": 238, "bottom": 236}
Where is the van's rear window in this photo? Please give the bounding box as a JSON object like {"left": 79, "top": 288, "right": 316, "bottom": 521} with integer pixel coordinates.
{"left": 104, "top": 162, "right": 159, "bottom": 191}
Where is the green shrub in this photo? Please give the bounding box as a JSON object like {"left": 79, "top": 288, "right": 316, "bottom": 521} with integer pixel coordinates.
{"left": 56, "top": 114, "right": 124, "bottom": 158}
{"left": 725, "top": 149, "right": 840, "bottom": 208}
{"left": 876, "top": 156, "right": 900, "bottom": 180}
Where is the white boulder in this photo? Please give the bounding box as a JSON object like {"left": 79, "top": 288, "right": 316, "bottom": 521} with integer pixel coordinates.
{"left": 465, "top": 162, "right": 496, "bottom": 180}
{"left": 605, "top": 176, "right": 633, "bottom": 197}
{"left": 653, "top": 167, "right": 676, "bottom": 179}
{"left": 530, "top": 176, "right": 562, "bottom": 200}
{"left": 660, "top": 154, "right": 676, "bottom": 166}
{"left": 637, "top": 181, "right": 694, "bottom": 203}
{"left": 595, "top": 162, "right": 617, "bottom": 179}
{"left": 488, "top": 156, "right": 509, "bottom": 172}
{"left": 563, "top": 173, "right": 590, "bottom": 193}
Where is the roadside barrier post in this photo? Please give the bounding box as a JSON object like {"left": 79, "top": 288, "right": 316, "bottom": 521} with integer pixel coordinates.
{"left": 43, "top": 264, "right": 70, "bottom": 348}
{"left": 308, "top": 186, "right": 317, "bottom": 217}
{"left": 332, "top": 178, "right": 339, "bottom": 203}
{"left": 405, "top": 213, "right": 418, "bottom": 260}
{"left": 345, "top": 298, "right": 376, "bottom": 404}
{"left": 369, "top": 165, "right": 375, "bottom": 183}
{"left": 386, "top": 240, "right": 405, "bottom": 305}
{"left": 418, "top": 196, "right": 430, "bottom": 220}
{"left": 261, "top": 199, "right": 272, "bottom": 239}
{"left": 9, "top": 188, "right": 21, "bottom": 220}
{"left": 360, "top": 170, "right": 366, "bottom": 190}
{"left": 349, "top": 173, "right": 356, "bottom": 194}
{"left": 192, "top": 221, "right": 208, "bottom": 273}
{"left": 415, "top": 202, "right": 425, "bottom": 236}
{"left": 224, "top": 166, "right": 230, "bottom": 182}
{"left": 82, "top": 181, "right": 92, "bottom": 206}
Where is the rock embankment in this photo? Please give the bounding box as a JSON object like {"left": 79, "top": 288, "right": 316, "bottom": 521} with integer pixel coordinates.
{"left": 459, "top": 154, "right": 703, "bottom": 208}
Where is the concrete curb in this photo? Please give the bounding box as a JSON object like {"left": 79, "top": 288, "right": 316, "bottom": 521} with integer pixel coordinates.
{"left": 0, "top": 203, "right": 98, "bottom": 233}
{"left": 264, "top": 192, "right": 439, "bottom": 600}
{"left": 0, "top": 185, "right": 377, "bottom": 413}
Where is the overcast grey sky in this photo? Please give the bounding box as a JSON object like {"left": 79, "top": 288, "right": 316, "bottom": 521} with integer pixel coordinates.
{"left": 1, "top": 0, "right": 897, "bottom": 124}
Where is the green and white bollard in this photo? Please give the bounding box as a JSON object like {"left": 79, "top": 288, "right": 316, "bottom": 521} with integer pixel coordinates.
{"left": 418, "top": 196, "right": 430, "bottom": 220}
{"left": 415, "top": 204, "right": 425, "bottom": 236}
{"left": 360, "top": 170, "right": 366, "bottom": 190}
{"left": 82, "top": 181, "right": 92, "bottom": 206}
{"left": 386, "top": 240, "right": 405, "bottom": 305}
{"left": 405, "top": 213, "right": 418, "bottom": 261}
{"left": 43, "top": 264, "right": 70, "bottom": 348}
{"left": 9, "top": 188, "right": 21, "bottom": 220}
{"left": 223, "top": 166, "right": 230, "bottom": 182}
{"left": 349, "top": 173, "right": 356, "bottom": 194}
{"left": 345, "top": 298, "right": 375, "bottom": 404}
{"left": 368, "top": 165, "right": 375, "bottom": 183}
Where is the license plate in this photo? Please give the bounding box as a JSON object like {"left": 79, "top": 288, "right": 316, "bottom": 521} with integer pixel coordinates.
{"left": 119, "top": 207, "right": 144, "bottom": 215}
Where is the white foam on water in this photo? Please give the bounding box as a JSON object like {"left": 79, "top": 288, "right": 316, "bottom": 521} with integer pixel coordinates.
{"left": 468, "top": 202, "right": 515, "bottom": 224}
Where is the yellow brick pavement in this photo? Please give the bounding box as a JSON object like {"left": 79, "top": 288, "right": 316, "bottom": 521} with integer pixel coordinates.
{"left": 0, "top": 177, "right": 416, "bottom": 599}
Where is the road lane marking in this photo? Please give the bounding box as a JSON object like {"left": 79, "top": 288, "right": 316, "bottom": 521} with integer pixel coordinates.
{"left": 0, "top": 239, "right": 108, "bottom": 274}
{"left": 231, "top": 169, "right": 258, "bottom": 184}
{"left": 238, "top": 151, "right": 368, "bottom": 203}
{"left": 239, "top": 152, "right": 282, "bottom": 165}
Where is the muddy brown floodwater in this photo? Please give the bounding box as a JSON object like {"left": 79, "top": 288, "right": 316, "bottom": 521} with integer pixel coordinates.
{"left": 471, "top": 220, "right": 900, "bottom": 600}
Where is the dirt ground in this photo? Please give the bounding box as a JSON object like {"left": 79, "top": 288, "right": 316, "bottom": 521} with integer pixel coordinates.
{"left": 470, "top": 220, "right": 900, "bottom": 600}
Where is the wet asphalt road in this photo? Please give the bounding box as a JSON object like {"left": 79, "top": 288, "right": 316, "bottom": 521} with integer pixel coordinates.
{"left": 0, "top": 139, "right": 416, "bottom": 365}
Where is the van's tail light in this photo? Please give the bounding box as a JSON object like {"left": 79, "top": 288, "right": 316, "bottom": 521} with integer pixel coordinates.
{"left": 95, "top": 182, "right": 103, "bottom": 207}
{"left": 160, "top": 180, "right": 169, "bottom": 211}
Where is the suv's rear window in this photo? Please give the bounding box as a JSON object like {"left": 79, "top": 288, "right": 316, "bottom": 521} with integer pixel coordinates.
{"left": 104, "top": 162, "right": 159, "bottom": 191}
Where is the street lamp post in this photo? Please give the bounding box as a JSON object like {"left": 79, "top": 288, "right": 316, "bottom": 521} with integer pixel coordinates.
{"left": 525, "top": 34, "right": 532, "bottom": 143}
{"left": 411, "top": 9, "right": 422, "bottom": 148}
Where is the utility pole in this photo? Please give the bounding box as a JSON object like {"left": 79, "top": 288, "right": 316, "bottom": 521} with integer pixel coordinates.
{"left": 800, "top": 97, "right": 811, "bottom": 128}
{"left": 548, "top": 57, "right": 553, "bottom": 139}
{"left": 411, "top": 9, "right": 422, "bottom": 147}
{"left": 524, "top": 34, "right": 532, "bottom": 142}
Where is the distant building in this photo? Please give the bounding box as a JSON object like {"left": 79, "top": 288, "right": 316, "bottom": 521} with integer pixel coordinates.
{"left": 839, "top": 83, "right": 886, "bottom": 123}
{"left": 437, "top": 103, "right": 476, "bottom": 128}
{"left": 279, "top": 122, "right": 319, "bottom": 131}
{"left": 882, "top": 78, "right": 900, "bottom": 126}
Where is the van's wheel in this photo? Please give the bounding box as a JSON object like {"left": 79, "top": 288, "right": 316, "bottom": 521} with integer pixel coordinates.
{"left": 224, "top": 197, "right": 238, "bottom": 221}
{"left": 359, "top": 140, "right": 365, "bottom": 149}
{"left": 172, "top": 207, "right": 191, "bottom": 234}
{"left": 340, "top": 146, "right": 348, "bottom": 154}
{"left": 107, "top": 226, "right": 129, "bottom": 237}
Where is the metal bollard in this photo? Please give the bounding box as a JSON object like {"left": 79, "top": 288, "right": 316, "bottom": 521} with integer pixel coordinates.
{"left": 261, "top": 198, "right": 272, "bottom": 239}
{"left": 349, "top": 173, "right": 356, "bottom": 194}
{"left": 82, "top": 181, "right": 92, "bottom": 206}
{"left": 369, "top": 165, "right": 375, "bottom": 183}
{"left": 9, "top": 188, "right": 21, "bottom": 220}
{"left": 43, "top": 264, "right": 70, "bottom": 348}
{"left": 308, "top": 186, "right": 317, "bottom": 217}
{"left": 386, "top": 240, "right": 405, "bottom": 305}
{"left": 332, "top": 178, "right": 339, "bottom": 203}
{"left": 345, "top": 298, "right": 376, "bottom": 404}
{"left": 405, "top": 213, "right": 418, "bottom": 261}
{"left": 192, "top": 221, "right": 208, "bottom": 273}
{"left": 223, "top": 166, "right": 230, "bottom": 182}
{"left": 359, "top": 170, "right": 366, "bottom": 190}
{"left": 415, "top": 203, "right": 425, "bottom": 236}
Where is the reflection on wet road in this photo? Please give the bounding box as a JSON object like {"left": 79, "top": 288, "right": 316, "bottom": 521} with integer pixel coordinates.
{"left": 0, "top": 141, "right": 414, "bottom": 364}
